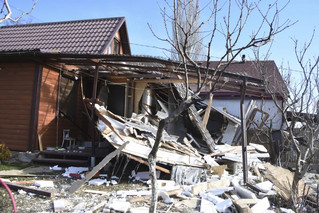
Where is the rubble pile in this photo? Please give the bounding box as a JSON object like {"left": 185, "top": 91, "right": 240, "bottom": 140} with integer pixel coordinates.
{"left": 1, "top": 161, "right": 318, "bottom": 212}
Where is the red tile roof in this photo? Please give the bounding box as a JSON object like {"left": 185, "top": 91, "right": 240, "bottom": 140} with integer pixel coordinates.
{"left": 0, "top": 17, "right": 129, "bottom": 54}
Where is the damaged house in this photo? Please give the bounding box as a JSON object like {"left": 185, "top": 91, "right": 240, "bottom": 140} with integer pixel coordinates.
{"left": 0, "top": 17, "right": 285, "bottom": 173}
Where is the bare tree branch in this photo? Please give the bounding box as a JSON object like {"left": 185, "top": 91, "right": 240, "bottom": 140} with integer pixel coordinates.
{"left": 0, "top": 0, "right": 38, "bottom": 24}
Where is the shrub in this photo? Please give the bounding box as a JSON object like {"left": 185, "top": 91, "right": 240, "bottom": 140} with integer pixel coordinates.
{"left": 0, "top": 142, "right": 11, "bottom": 161}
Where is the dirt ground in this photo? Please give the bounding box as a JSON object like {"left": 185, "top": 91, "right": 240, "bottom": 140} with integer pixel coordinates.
{"left": 1, "top": 161, "right": 319, "bottom": 212}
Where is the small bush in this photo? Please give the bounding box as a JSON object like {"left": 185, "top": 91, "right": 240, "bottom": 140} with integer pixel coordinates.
{"left": 0, "top": 142, "right": 11, "bottom": 161}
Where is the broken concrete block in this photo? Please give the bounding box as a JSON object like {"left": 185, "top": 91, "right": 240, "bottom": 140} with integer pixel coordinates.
{"left": 234, "top": 185, "right": 257, "bottom": 200}
{"left": 251, "top": 197, "right": 270, "bottom": 213}
{"left": 34, "top": 180, "right": 54, "bottom": 188}
{"left": 53, "top": 199, "right": 65, "bottom": 212}
{"left": 200, "top": 198, "right": 217, "bottom": 213}
{"left": 216, "top": 198, "right": 233, "bottom": 213}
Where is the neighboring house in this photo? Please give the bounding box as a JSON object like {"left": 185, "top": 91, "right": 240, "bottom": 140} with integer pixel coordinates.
{"left": 0, "top": 17, "right": 131, "bottom": 151}
{"left": 196, "top": 60, "right": 287, "bottom": 131}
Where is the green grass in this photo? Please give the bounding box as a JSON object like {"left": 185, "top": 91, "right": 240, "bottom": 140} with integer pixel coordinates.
{"left": 0, "top": 163, "right": 29, "bottom": 171}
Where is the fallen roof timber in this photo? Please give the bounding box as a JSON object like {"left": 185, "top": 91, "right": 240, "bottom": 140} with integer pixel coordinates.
{"left": 93, "top": 103, "right": 206, "bottom": 168}
{"left": 174, "top": 83, "right": 216, "bottom": 152}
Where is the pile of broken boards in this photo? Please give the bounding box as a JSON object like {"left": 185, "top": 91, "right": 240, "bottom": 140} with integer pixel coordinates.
{"left": 90, "top": 103, "right": 316, "bottom": 212}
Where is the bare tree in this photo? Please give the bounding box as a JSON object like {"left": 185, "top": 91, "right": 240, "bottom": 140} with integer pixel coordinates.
{"left": 0, "top": 0, "right": 38, "bottom": 24}
{"left": 254, "top": 30, "right": 319, "bottom": 210}
{"left": 171, "top": 0, "right": 204, "bottom": 61}
{"left": 147, "top": 0, "right": 293, "bottom": 212}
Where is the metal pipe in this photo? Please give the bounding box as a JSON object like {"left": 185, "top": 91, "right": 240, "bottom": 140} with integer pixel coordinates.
{"left": 240, "top": 77, "right": 248, "bottom": 184}
{"left": 90, "top": 65, "right": 99, "bottom": 166}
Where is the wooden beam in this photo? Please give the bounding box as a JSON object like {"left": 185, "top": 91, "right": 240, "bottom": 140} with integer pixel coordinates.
{"left": 126, "top": 154, "right": 170, "bottom": 174}
{"left": 202, "top": 91, "right": 213, "bottom": 129}
{"left": 4, "top": 182, "right": 54, "bottom": 197}
{"left": 68, "top": 141, "right": 129, "bottom": 193}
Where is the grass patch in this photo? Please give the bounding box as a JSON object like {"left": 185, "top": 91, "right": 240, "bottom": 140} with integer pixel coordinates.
{"left": 0, "top": 162, "right": 29, "bottom": 171}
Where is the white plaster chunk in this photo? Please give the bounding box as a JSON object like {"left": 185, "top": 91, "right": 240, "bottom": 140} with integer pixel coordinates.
{"left": 62, "top": 166, "right": 88, "bottom": 177}
{"left": 250, "top": 143, "right": 268, "bottom": 153}
{"left": 116, "top": 190, "right": 151, "bottom": 197}
{"left": 200, "top": 198, "right": 217, "bottom": 213}
{"left": 156, "top": 180, "right": 178, "bottom": 191}
{"left": 234, "top": 184, "right": 258, "bottom": 200}
{"left": 254, "top": 181, "right": 273, "bottom": 193}
{"left": 251, "top": 197, "right": 270, "bottom": 213}
{"left": 53, "top": 199, "right": 65, "bottom": 212}
{"left": 88, "top": 178, "right": 107, "bottom": 186}
{"left": 216, "top": 198, "right": 233, "bottom": 213}
{"left": 206, "top": 187, "right": 234, "bottom": 196}
{"left": 50, "top": 165, "right": 62, "bottom": 171}
{"left": 110, "top": 180, "right": 118, "bottom": 185}
{"left": 204, "top": 155, "right": 219, "bottom": 166}
{"left": 200, "top": 192, "right": 224, "bottom": 205}
{"left": 104, "top": 199, "right": 130, "bottom": 213}
{"left": 34, "top": 180, "right": 54, "bottom": 188}
{"left": 158, "top": 190, "right": 174, "bottom": 204}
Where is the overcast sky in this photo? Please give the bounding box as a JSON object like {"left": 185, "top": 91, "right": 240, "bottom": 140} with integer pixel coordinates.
{"left": 4, "top": 0, "right": 319, "bottom": 76}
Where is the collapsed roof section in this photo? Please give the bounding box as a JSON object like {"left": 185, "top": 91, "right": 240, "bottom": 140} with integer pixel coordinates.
{"left": 0, "top": 51, "right": 266, "bottom": 98}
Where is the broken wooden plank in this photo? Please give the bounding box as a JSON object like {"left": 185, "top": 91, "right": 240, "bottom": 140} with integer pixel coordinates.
{"left": 83, "top": 189, "right": 108, "bottom": 195}
{"left": 105, "top": 132, "right": 205, "bottom": 168}
{"left": 173, "top": 83, "right": 215, "bottom": 152}
{"left": 126, "top": 154, "right": 170, "bottom": 174}
{"left": 68, "top": 141, "right": 129, "bottom": 193}
{"left": 4, "top": 182, "right": 54, "bottom": 197}
{"left": 202, "top": 92, "right": 213, "bottom": 129}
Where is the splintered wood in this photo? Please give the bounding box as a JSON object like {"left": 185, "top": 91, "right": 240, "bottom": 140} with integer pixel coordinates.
{"left": 93, "top": 102, "right": 206, "bottom": 168}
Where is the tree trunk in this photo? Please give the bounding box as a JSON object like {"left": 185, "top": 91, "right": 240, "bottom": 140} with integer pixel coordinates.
{"left": 148, "top": 99, "right": 194, "bottom": 213}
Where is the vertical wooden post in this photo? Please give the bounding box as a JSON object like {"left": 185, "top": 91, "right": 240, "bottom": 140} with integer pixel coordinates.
{"left": 240, "top": 77, "right": 248, "bottom": 184}
{"left": 90, "top": 65, "right": 99, "bottom": 166}
{"left": 28, "top": 63, "right": 43, "bottom": 151}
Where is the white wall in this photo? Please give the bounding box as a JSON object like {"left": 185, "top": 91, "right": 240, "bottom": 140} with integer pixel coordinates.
{"left": 207, "top": 99, "right": 283, "bottom": 130}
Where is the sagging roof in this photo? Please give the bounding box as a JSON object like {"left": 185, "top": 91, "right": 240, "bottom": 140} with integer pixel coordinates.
{"left": 197, "top": 60, "right": 288, "bottom": 98}
{"left": 0, "top": 17, "right": 131, "bottom": 54}
{"left": 0, "top": 51, "right": 266, "bottom": 97}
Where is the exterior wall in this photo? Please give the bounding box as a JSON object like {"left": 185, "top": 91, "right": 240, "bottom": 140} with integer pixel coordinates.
{"left": 37, "top": 66, "right": 59, "bottom": 149}
{"left": 210, "top": 99, "right": 283, "bottom": 130}
{"left": 0, "top": 62, "right": 35, "bottom": 151}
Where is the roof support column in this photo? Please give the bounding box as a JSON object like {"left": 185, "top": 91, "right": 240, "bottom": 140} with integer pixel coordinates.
{"left": 90, "top": 65, "right": 99, "bottom": 167}
{"left": 240, "top": 77, "right": 248, "bottom": 184}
